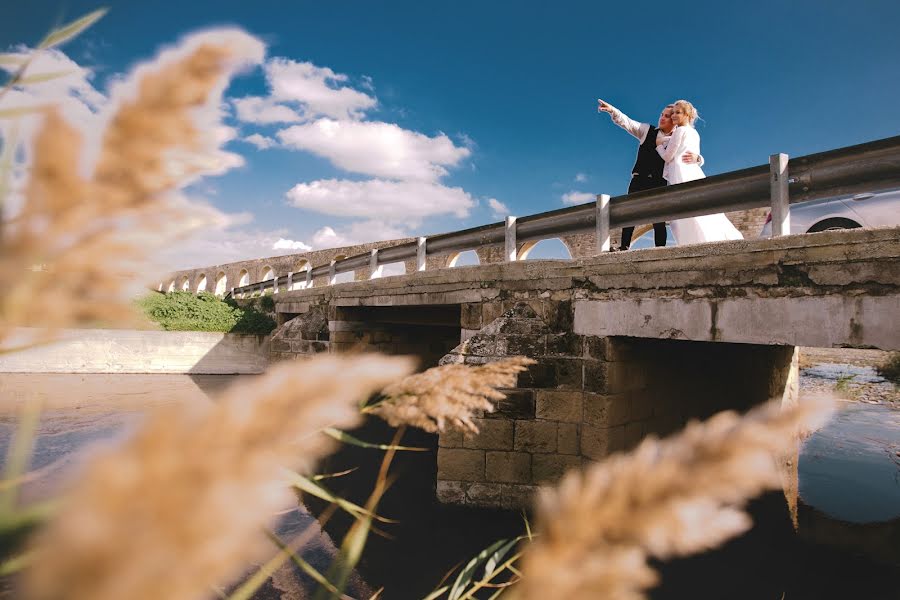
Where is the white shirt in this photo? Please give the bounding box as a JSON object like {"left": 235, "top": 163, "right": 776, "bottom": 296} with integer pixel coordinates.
{"left": 656, "top": 125, "right": 704, "bottom": 184}
{"left": 603, "top": 104, "right": 704, "bottom": 167}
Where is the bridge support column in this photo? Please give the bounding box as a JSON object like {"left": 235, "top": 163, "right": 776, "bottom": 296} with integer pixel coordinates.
{"left": 435, "top": 303, "right": 802, "bottom": 509}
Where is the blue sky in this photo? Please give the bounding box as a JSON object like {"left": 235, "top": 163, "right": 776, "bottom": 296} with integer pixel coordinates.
{"left": 3, "top": 0, "right": 899, "bottom": 269}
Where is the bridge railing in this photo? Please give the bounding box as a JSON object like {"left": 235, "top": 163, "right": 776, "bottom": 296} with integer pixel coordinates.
{"left": 230, "top": 135, "right": 900, "bottom": 298}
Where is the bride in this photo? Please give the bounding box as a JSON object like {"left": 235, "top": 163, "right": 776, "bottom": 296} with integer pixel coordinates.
{"left": 656, "top": 100, "right": 743, "bottom": 244}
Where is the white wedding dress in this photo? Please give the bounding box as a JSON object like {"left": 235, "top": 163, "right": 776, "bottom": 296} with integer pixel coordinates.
{"left": 657, "top": 126, "right": 743, "bottom": 245}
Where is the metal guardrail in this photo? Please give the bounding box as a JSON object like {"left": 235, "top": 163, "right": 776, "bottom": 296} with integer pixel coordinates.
{"left": 229, "top": 135, "right": 900, "bottom": 298}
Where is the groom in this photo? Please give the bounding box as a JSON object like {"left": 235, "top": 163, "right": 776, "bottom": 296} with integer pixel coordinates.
{"left": 597, "top": 99, "right": 702, "bottom": 249}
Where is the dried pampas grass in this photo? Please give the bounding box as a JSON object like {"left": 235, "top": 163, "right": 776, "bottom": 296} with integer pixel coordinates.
{"left": 517, "top": 396, "right": 834, "bottom": 600}
{"left": 24, "top": 353, "right": 414, "bottom": 600}
{"left": 370, "top": 357, "right": 535, "bottom": 434}
{"left": 0, "top": 29, "right": 263, "bottom": 349}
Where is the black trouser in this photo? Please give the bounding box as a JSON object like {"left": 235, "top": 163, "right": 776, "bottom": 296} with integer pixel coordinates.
{"left": 620, "top": 174, "right": 667, "bottom": 249}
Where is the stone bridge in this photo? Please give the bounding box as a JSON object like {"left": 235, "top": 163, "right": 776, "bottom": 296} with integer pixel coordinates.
{"left": 268, "top": 226, "right": 899, "bottom": 508}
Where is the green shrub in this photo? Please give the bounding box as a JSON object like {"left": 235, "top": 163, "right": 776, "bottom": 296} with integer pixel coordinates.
{"left": 137, "top": 291, "right": 276, "bottom": 334}
{"left": 875, "top": 352, "right": 900, "bottom": 384}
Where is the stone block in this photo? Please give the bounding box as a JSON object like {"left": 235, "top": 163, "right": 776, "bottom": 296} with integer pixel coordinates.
{"left": 485, "top": 451, "right": 532, "bottom": 483}
{"left": 545, "top": 300, "right": 574, "bottom": 332}
{"left": 583, "top": 359, "right": 609, "bottom": 392}
{"left": 492, "top": 389, "right": 535, "bottom": 419}
{"left": 583, "top": 393, "right": 631, "bottom": 427}
{"left": 373, "top": 331, "right": 392, "bottom": 343}
{"left": 481, "top": 302, "right": 504, "bottom": 326}
{"left": 515, "top": 421, "right": 557, "bottom": 453}
{"left": 516, "top": 361, "right": 556, "bottom": 388}
{"left": 458, "top": 335, "right": 498, "bottom": 357}
{"left": 466, "top": 483, "right": 501, "bottom": 506}
{"left": 463, "top": 419, "right": 514, "bottom": 450}
{"left": 500, "top": 484, "right": 538, "bottom": 510}
{"left": 581, "top": 425, "right": 625, "bottom": 460}
{"left": 501, "top": 335, "right": 546, "bottom": 357}
{"left": 584, "top": 336, "right": 638, "bottom": 361}
{"left": 535, "top": 390, "right": 583, "bottom": 423}
{"left": 437, "top": 448, "right": 485, "bottom": 482}
{"left": 546, "top": 333, "right": 583, "bottom": 357}
{"left": 439, "top": 429, "right": 464, "bottom": 448}
{"left": 557, "top": 423, "right": 580, "bottom": 455}
{"left": 624, "top": 421, "right": 644, "bottom": 450}
{"left": 461, "top": 303, "right": 483, "bottom": 329}
{"left": 270, "top": 339, "right": 291, "bottom": 353}
{"left": 436, "top": 480, "right": 466, "bottom": 504}
{"left": 629, "top": 391, "right": 654, "bottom": 421}
{"left": 549, "top": 358, "right": 583, "bottom": 389}
{"left": 532, "top": 454, "right": 583, "bottom": 484}
{"left": 498, "top": 318, "right": 548, "bottom": 336}
{"left": 331, "top": 330, "right": 362, "bottom": 344}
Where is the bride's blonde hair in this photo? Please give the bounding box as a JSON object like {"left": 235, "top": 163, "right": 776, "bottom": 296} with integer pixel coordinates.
{"left": 673, "top": 99, "right": 699, "bottom": 126}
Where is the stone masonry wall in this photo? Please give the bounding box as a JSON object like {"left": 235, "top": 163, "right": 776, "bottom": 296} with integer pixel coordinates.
{"left": 435, "top": 302, "right": 798, "bottom": 509}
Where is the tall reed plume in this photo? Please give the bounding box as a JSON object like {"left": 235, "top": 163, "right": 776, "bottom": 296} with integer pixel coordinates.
{"left": 371, "top": 356, "right": 535, "bottom": 433}
{"left": 0, "top": 29, "right": 263, "bottom": 349}
{"left": 24, "top": 353, "right": 414, "bottom": 600}
{"left": 517, "top": 396, "right": 834, "bottom": 600}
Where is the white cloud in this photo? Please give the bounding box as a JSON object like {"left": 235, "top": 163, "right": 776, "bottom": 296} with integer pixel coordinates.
{"left": 232, "top": 96, "right": 303, "bottom": 124}
{"left": 265, "top": 58, "right": 376, "bottom": 120}
{"left": 561, "top": 191, "right": 595, "bottom": 205}
{"left": 273, "top": 237, "right": 312, "bottom": 251}
{"left": 487, "top": 198, "right": 510, "bottom": 219}
{"left": 312, "top": 221, "right": 409, "bottom": 248}
{"left": 0, "top": 47, "right": 106, "bottom": 168}
{"left": 243, "top": 133, "right": 277, "bottom": 149}
{"left": 575, "top": 172, "right": 588, "bottom": 182}
{"left": 285, "top": 178, "right": 474, "bottom": 223}
{"left": 278, "top": 118, "right": 470, "bottom": 181}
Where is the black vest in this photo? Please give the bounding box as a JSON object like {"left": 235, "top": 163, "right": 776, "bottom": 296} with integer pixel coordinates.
{"left": 631, "top": 125, "right": 666, "bottom": 182}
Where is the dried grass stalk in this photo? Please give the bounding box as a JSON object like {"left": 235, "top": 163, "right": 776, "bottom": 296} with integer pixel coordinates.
{"left": 24, "top": 353, "right": 414, "bottom": 600}
{"left": 0, "top": 30, "right": 263, "bottom": 348}
{"left": 370, "top": 356, "right": 536, "bottom": 434}
{"left": 518, "top": 396, "right": 834, "bottom": 600}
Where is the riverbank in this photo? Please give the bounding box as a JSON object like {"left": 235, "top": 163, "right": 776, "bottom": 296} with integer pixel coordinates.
{"left": 799, "top": 347, "right": 898, "bottom": 406}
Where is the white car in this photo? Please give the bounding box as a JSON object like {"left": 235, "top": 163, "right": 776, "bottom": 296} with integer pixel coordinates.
{"left": 759, "top": 188, "right": 900, "bottom": 237}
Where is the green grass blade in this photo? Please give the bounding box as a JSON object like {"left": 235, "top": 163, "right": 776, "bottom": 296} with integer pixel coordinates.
{"left": 265, "top": 530, "right": 342, "bottom": 597}
{"left": 324, "top": 428, "right": 428, "bottom": 452}
{"left": 448, "top": 538, "right": 508, "bottom": 600}
{"left": 225, "top": 542, "right": 294, "bottom": 600}
{"left": 0, "top": 550, "right": 34, "bottom": 576}
{"left": 421, "top": 585, "right": 450, "bottom": 600}
{"left": 481, "top": 537, "right": 519, "bottom": 581}
{"left": 282, "top": 469, "right": 397, "bottom": 524}
{"left": 38, "top": 8, "right": 109, "bottom": 50}
{"left": 0, "top": 398, "right": 42, "bottom": 514}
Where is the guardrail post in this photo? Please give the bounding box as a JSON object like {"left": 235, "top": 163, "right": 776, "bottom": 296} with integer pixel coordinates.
{"left": 230, "top": 287, "right": 235, "bottom": 299}
{"left": 769, "top": 153, "right": 790, "bottom": 237}
{"left": 287, "top": 271, "right": 293, "bottom": 291}
{"left": 417, "top": 237, "right": 427, "bottom": 271}
{"left": 596, "top": 193, "right": 611, "bottom": 253}
{"left": 329, "top": 260, "right": 337, "bottom": 285}
{"left": 505, "top": 216, "right": 517, "bottom": 262}
{"left": 370, "top": 248, "right": 382, "bottom": 279}
{"left": 305, "top": 267, "right": 312, "bottom": 289}
{"left": 273, "top": 276, "right": 279, "bottom": 294}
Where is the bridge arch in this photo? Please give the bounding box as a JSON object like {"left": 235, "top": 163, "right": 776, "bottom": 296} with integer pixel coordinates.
{"left": 518, "top": 237, "right": 572, "bottom": 260}
{"left": 380, "top": 262, "right": 406, "bottom": 277}
{"left": 630, "top": 224, "right": 675, "bottom": 249}
{"left": 262, "top": 266, "right": 275, "bottom": 281}
{"left": 179, "top": 276, "right": 190, "bottom": 291}
{"left": 167, "top": 280, "right": 176, "bottom": 292}
{"left": 214, "top": 271, "right": 227, "bottom": 296}
{"left": 195, "top": 274, "right": 207, "bottom": 293}
{"left": 291, "top": 260, "right": 311, "bottom": 290}
{"left": 332, "top": 255, "right": 355, "bottom": 284}
{"left": 448, "top": 250, "right": 480, "bottom": 267}
{"left": 238, "top": 269, "right": 250, "bottom": 287}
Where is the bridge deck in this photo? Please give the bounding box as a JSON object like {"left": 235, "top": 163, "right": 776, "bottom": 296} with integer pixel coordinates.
{"left": 275, "top": 227, "right": 900, "bottom": 350}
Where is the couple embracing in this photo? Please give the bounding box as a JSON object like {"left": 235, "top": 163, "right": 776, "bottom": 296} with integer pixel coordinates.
{"left": 597, "top": 98, "right": 742, "bottom": 249}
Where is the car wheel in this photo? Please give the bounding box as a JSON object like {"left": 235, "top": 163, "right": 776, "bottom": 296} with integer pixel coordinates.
{"left": 807, "top": 218, "right": 862, "bottom": 233}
